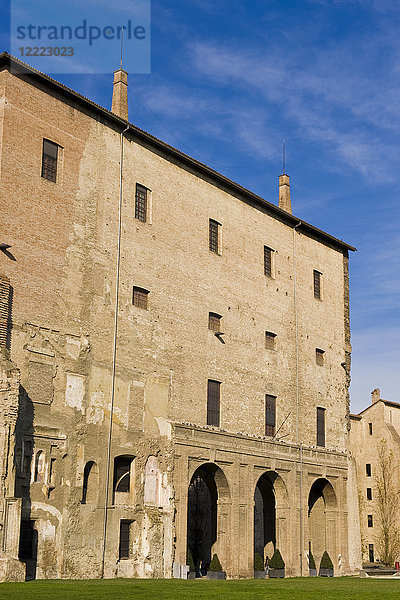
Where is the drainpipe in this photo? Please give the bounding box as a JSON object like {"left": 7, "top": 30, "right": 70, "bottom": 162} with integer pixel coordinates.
{"left": 292, "top": 221, "right": 302, "bottom": 575}
{"left": 101, "top": 124, "right": 130, "bottom": 578}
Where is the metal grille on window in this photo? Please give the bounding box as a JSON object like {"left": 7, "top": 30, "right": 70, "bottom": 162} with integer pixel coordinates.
{"left": 313, "top": 270, "right": 321, "bottom": 299}
{"left": 265, "top": 331, "right": 276, "bottom": 350}
{"left": 207, "top": 380, "right": 220, "bottom": 426}
{"left": 132, "top": 286, "right": 149, "bottom": 309}
{"left": 119, "top": 520, "right": 131, "bottom": 559}
{"left": 317, "top": 407, "right": 325, "bottom": 447}
{"left": 316, "top": 348, "right": 324, "bottom": 366}
{"left": 41, "top": 139, "right": 58, "bottom": 182}
{"left": 264, "top": 246, "right": 273, "bottom": 277}
{"left": 209, "top": 312, "right": 221, "bottom": 332}
{"left": 265, "top": 394, "right": 276, "bottom": 436}
{"left": 209, "top": 219, "right": 219, "bottom": 254}
{"left": 135, "top": 184, "right": 147, "bottom": 222}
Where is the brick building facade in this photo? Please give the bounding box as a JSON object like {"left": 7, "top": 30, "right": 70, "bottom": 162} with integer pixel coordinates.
{"left": 0, "top": 52, "right": 361, "bottom": 581}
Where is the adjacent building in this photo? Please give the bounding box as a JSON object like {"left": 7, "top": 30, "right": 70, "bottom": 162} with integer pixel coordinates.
{"left": 0, "top": 52, "right": 360, "bottom": 581}
{"left": 350, "top": 389, "right": 400, "bottom": 565}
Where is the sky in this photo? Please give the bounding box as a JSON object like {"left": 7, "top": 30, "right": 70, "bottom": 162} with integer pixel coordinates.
{"left": 1, "top": 0, "right": 400, "bottom": 413}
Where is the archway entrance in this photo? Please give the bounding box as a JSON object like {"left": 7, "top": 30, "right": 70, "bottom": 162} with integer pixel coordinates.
{"left": 308, "top": 478, "right": 338, "bottom": 568}
{"left": 187, "top": 463, "right": 229, "bottom": 576}
{"left": 254, "top": 473, "right": 276, "bottom": 562}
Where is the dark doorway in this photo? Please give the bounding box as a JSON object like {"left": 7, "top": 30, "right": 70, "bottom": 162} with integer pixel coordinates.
{"left": 18, "top": 519, "right": 38, "bottom": 580}
{"left": 187, "top": 465, "right": 218, "bottom": 576}
{"left": 254, "top": 473, "right": 276, "bottom": 561}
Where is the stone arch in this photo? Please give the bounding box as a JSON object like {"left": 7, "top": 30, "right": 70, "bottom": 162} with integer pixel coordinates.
{"left": 187, "top": 463, "right": 230, "bottom": 575}
{"left": 254, "top": 471, "right": 289, "bottom": 564}
{"left": 308, "top": 478, "right": 338, "bottom": 568}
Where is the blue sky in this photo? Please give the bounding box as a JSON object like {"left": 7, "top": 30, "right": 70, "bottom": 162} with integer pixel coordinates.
{"left": 1, "top": 0, "right": 400, "bottom": 413}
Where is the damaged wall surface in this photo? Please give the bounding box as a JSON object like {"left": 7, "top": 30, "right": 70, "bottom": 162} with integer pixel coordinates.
{"left": 0, "top": 52, "right": 360, "bottom": 581}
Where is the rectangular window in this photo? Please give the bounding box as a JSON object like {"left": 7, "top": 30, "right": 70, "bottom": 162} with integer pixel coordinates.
{"left": 265, "top": 395, "right": 276, "bottom": 436}
{"left": 132, "top": 286, "right": 149, "bottom": 309}
{"left": 316, "top": 348, "right": 325, "bottom": 366}
{"left": 119, "top": 520, "right": 131, "bottom": 560}
{"left": 209, "top": 312, "right": 222, "bottom": 333}
{"left": 367, "top": 514, "right": 373, "bottom": 528}
{"left": 265, "top": 331, "right": 277, "bottom": 350}
{"left": 313, "top": 270, "right": 322, "bottom": 300}
{"left": 41, "top": 139, "right": 58, "bottom": 182}
{"left": 18, "top": 520, "right": 36, "bottom": 560}
{"left": 368, "top": 422, "right": 373, "bottom": 435}
{"left": 135, "top": 184, "right": 148, "bottom": 222}
{"left": 369, "top": 544, "right": 374, "bottom": 563}
{"left": 366, "top": 463, "right": 372, "bottom": 477}
{"left": 367, "top": 487, "right": 372, "bottom": 500}
{"left": 207, "top": 380, "right": 220, "bottom": 427}
{"left": 317, "top": 407, "right": 325, "bottom": 447}
{"left": 209, "top": 219, "right": 220, "bottom": 254}
{"left": 264, "top": 246, "right": 274, "bottom": 278}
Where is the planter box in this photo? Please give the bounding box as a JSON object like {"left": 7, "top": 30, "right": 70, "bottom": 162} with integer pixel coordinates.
{"left": 254, "top": 570, "right": 266, "bottom": 579}
{"left": 268, "top": 568, "right": 285, "bottom": 578}
{"left": 207, "top": 570, "right": 226, "bottom": 580}
{"left": 187, "top": 572, "right": 196, "bottom": 579}
{"left": 309, "top": 568, "right": 317, "bottom": 577}
{"left": 319, "top": 568, "right": 334, "bottom": 577}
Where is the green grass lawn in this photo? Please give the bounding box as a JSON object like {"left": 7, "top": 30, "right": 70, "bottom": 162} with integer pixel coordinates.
{"left": 1, "top": 577, "right": 400, "bottom": 600}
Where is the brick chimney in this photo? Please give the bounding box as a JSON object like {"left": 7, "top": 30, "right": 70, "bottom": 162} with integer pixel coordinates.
{"left": 371, "top": 388, "right": 380, "bottom": 404}
{"left": 279, "top": 174, "right": 292, "bottom": 214}
{"left": 112, "top": 68, "right": 129, "bottom": 121}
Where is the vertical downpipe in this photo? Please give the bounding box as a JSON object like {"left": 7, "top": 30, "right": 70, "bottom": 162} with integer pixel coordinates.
{"left": 293, "top": 222, "right": 302, "bottom": 575}
{"left": 101, "top": 125, "right": 130, "bottom": 578}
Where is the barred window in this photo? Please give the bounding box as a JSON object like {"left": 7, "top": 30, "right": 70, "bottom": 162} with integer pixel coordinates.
{"left": 119, "top": 520, "right": 132, "bottom": 559}
{"left": 317, "top": 407, "right": 325, "bottom": 447}
{"left": 209, "top": 312, "right": 222, "bottom": 332}
{"left": 207, "top": 380, "right": 220, "bottom": 427}
{"left": 367, "top": 514, "right": 373, "bottom": 528}
{"left": 209, "top": 219, "right": 220, "bottom": 254}
{"left": 316, "top": 348, "right": 325, "bottom": 366}
{"left": 265, "top": 394, "right": 276, "bottom": 436}
{"left": 132, "top": 286, "right": 149, "bottom": 309}
{"left": 367, "top": 487, "right": 372, "bottom": 500}
{"left": 313, "top": 270, "right": 322, "bottom": 300}
{"left": 264, "top": 246, "right": 274, "bottom": 278}
{"left": 265, "top": 331, "right": 277, "bottom": 350}
{"left": 135, "top": 184, "right": 148, "bottom": 222}
{"left": 41, "top": 139, "right": 58, "bottom": 182}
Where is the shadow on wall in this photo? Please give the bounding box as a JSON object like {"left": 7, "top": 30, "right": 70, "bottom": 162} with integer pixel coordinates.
{"left": 14, "top": 385, "right": 36, "bottom": 580}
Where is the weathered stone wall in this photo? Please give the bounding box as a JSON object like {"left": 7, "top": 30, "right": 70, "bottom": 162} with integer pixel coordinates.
{"left": 0, "top": 60, "right": 356, "bottom": 579}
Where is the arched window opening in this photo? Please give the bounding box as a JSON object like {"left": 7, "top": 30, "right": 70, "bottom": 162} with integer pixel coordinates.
{"left": 34, "top": 451, "right": 45, "bottom": 483}
{"left": 82, "top": 461, "right": 98, "bottom": 504}
{"left": 113, "top": 456, "right": 135, "bottom": 503}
